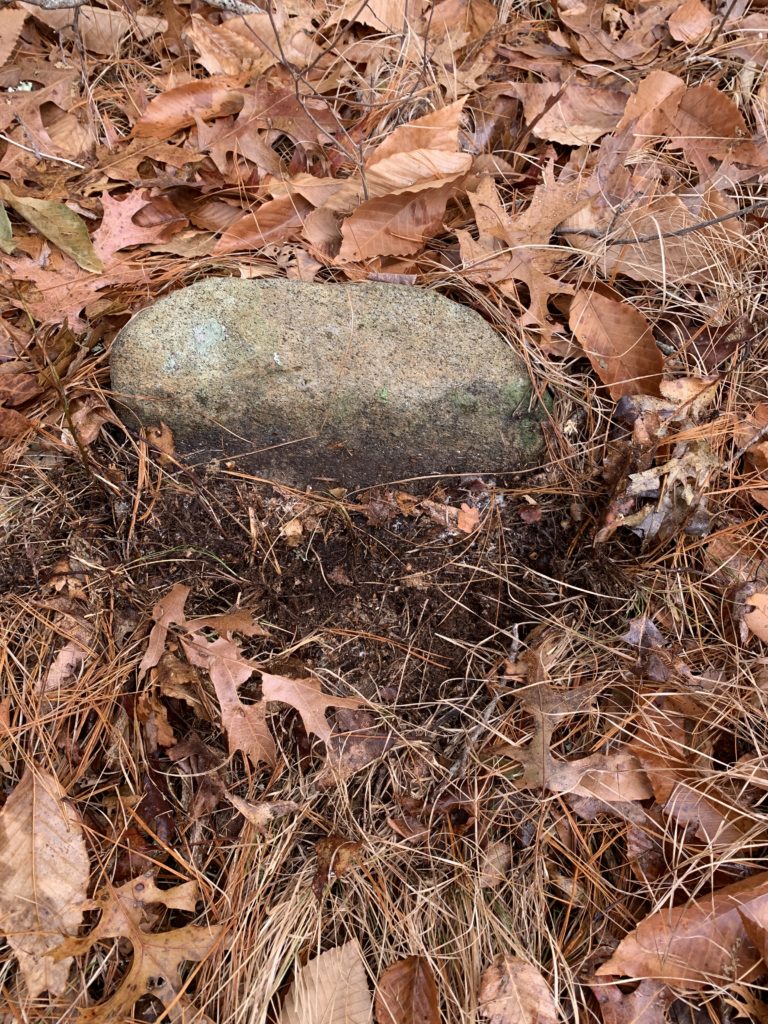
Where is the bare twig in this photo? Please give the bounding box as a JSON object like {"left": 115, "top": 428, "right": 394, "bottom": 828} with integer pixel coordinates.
{"left": 555, "top": 197, "right": 768, "bottom": 246}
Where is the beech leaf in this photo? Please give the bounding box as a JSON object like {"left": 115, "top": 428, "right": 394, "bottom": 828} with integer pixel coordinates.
{"left": 375, "top": 956, "right": 439, "bottom": 1024}
{"left": 0, "top": 768, "right": 90, "bottom": 999}
{"left": 279, "top": 939, "right": 373, "bottom": 1024}
{"left": 338, "top": 184, "right": 455, "bottom": 261}
{"left": 569, "top": 290, "right": 662, "bottom": 399}
{"left": 0, "top": 184, "right": 102, "bottom": 273}
{"left": 596, "top": 869, "right": 768, "bottom": 988}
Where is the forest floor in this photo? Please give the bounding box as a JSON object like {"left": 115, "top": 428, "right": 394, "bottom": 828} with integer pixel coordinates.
{"left": 2, "top": 1, "right": 768, "bottom": 1022}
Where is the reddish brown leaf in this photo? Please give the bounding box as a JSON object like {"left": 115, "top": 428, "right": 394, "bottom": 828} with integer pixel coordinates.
{"left": 668, "top": 0, "right": 713, "bottom": 42}
{"left": 134, "top": 76, "right": 246, "bottom": 140}
{"left": 569, "top": 290, "right": 662, "bottom": 399}
{"left": 375, "top": 956, "right": 439, "bottom": 1024}
{"left": 597, "top": 870, "right": 768, "bottom": 988}
{"left": 338, "top": 184, "right": 455, "bottom": 261}
{"left": 0, "top": 406, "right": 33, "bottom": 437}
{"left": 137, "top": 583, "right": 190, "bottom": 682}
{"left": 590, "top": 978, "right": 673, "bottom": 1024}
{"left": 312, "top": 834, "right": 363, "bottom": 900}
{"left": 213, "top": 195, "right": 312, "bottom": 254}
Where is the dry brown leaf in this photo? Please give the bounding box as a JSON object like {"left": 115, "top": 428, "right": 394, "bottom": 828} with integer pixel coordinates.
{"left": 138, "top": 583, "right": 190, "bottom": 682}
{"left": 225, "top": 793, "right": 299, "bottom": 832}
{"left": 0, "top": 769, "right": 89, "bottom": 998}
{"left": 279, "top": 940, "right": 373, "bottom": 1024}
{"left": 213, "top": 195, "right": 312, "bottom": 253}
{"left": 338, "top": 184, "right": 455, "bottom": 261}
{"left": 0, "top": 405, "right": 33, "bottom": 437}
{"left": 569, "top": 290, "right": 662, "bottom": 399}
{"left": 21, "top": 3, "right": 165, "bottom": 55}
{"left": 313, "top": 833, "right": 363, "bottom": 899}
{"left": 134, "top": 76, "right": 246, "bottom": 140}
{"left": 53, "top": 873, "right": 220, "bottom": 1022}
{"left": 597, "top": 870, "right": 768, "bottom": 988}
{"left": 478, "top": 956, "right": 557, "bottom": 1024}
{"left": 0, "top": 9, "right": 26, "bottom": 67}
{"left": 375, "top": 956, "right": 439, "bottom": 1024}
{"left": 511, "top": 81, "right": 628, "bottom": 145}
{"left": 92, "top": 191, "right": 172, "bottom": 262}
{"left": 668, "top": 0, "right": 713, "bottom": 42}
{"left": 736, "top": 402, "right": 768, "bottom": 510}
{"left": 745, "top": 592, "right": 768, "bottom": 643}
{"left": 182, "top": 635, "right": 276, "bottom": 767}
{"left": 364, "top": 150, "right": 472, "bottom": 196}
{"left": 261, "top": 671, "right": 362, "bottom": 744}
{"left": 590, "top": 978, "right": 673, "bottom": 1024}
{"left": 316, "top": 708, "right": 395, "bottom": 788}
{"left": 367, "top": 100, "right": 467, "bottom": 166}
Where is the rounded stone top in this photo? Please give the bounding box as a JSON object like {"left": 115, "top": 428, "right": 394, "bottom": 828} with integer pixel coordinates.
{"left": 110, "top": 277, "right": 545, "bottom": 487}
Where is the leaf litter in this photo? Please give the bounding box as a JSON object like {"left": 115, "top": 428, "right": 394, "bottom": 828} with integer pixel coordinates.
{"left": 2, "top": 0, "right": 768, "bottom": 1021}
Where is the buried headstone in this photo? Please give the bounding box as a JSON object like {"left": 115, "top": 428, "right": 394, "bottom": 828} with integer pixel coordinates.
{"left": 110, "top": 278, "right": 546, "bottom": 488}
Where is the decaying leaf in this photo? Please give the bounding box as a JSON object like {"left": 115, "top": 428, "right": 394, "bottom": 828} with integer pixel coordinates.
{"left": 478, "top": 956, "right": 558, "bottom": 1024}
{"left": 313, "top": 833, "right": 363, "bottom": 900}
{"left": 225, "top": 792, "right": 299, "bottom": 833}
{"left": 279, "top": 939, "right": 373, "bottom": 1024}
{"left": 375, "top": 956, "right": 439, "bottom": 1024}
{"left": 0, "top": 768, "right": 90, "bottom": 998}
{"left": 53, "top": 873, "right": 220, "bottom": 1022}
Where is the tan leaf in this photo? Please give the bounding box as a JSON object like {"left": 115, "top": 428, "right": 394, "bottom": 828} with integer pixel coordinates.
{"left": 375, "top": 956, "right": 439, "bottom": 1024}
{"left": 279, "top": 940, "right": 372, "bottom": 1024}
{"left": 225, "top": 793, "right": 299, "bottom": 832}
{"left": 478, "top": 956, "right": 557, "bottom": 1024}
{"left": 53, "top": 873, "right": 220, "bottom": 1022}
{"left": 668, "top": 0, "right": 713, "bottom": 42}
{"left": 261, "top": 672, "right": 362, "bottom": 744}
{"left": 338, "top": 184, "right": 455, "bottom": 261}
{"left": 745, "top": 591, "right": 768, "bottom": 643}
{"left": 327, "top": 0, "right": 423, "bottom": 32}
{"left": 0, "top": 9, "right": 26, "bottom": 68}
{"left": 0, "top": 769, "right": 89, "bottom": 998}
{"left": 364, "top": 150, "right": 472, "bottom": 196}
{"left": 138, "top": 583, "right": 190, "bottom": 682}
{"left": 366, "top": 99, "right": 466, "bottom": 167}
{"left": 511, "top": 81, "right": 627, "bottom": 146}
{"left": 134, "top": 76, "right": 246, "bottom": 140}
{"left": 569, "top": 290, "right": 662, "bottom": 399}
{"left": 0, "top": 184, "right": 102, "bottom": 274}
{"left": 20, "top": 3, "right": 165, "bottom": 55}
{"left": 213, "top": 195, "right": 312, "bottom": 253}
{"left": 596, "top": 870, "right": 768, "bottom": 988}
{"left": 183, "top": 636, "right": 276, "bottom": 766}
{"left": 590, "top": 978, "right": 673, "bottom": 1024}
{"left": 92, "top": 191, "right": 169, "bottom": 262}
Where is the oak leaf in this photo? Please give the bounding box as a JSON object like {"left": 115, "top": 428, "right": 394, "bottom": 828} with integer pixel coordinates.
{"left": 138, "top": 583, "right": 191, "bottom": 682}
{"left": 0, "top": 768, "right": 90, "bottom": 998}
{"left": 261, "top": 671, "right": 362, "bottom": 743}
{"left": 53, "top": 873, "right": 220, "bottom": 1022}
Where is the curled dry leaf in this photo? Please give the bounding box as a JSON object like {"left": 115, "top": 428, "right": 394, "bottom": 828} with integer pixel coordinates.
{"left": 375, "top": 956, "right": 439, "bottom": 1024}
{"left": 279, "top": 939, "right": 372, "bottom": 1024}
{"left": 134, "top": 75, "right": 247, "bottom": 139}
{"left": 597, "top": 869, "right": 768, "bottom": 988}
{"left": 338, "top": 183, "right": 456, "bottom": 261}
{"left": 668, "top": 0, "right": 713, "bottom": 42}
{"left": 0, "top": 768, "right": 90, "bottom": 999}
{"left": 478, "top": 956, "right": 558, "bottom": 1024}
{"left": 225, "top": 792, "right": 299, "bottom": 833}
{"left": 313, "top": 833, "right": 363, "bottom": 900}
{"left": 745, "top": 592, "right": 768, "bottom": 643}
{"left": 569, "top": 290, "right": 662, "bottom": 399}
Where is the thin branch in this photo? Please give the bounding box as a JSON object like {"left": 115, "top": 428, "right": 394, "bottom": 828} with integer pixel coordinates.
{"left": 555, "top": 197, "right": 768, "bottom": 246}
